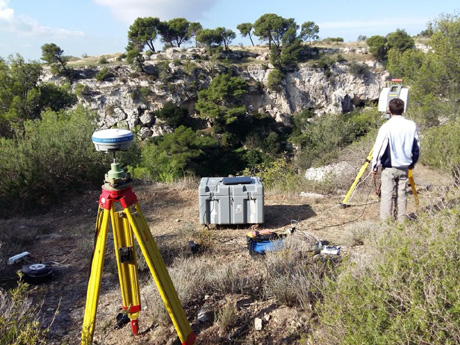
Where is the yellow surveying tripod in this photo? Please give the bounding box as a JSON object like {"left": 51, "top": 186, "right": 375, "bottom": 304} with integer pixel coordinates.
{"left": 340, "top": 146, "right": 419, "bottom": 207}
{"left": 81, "top": 129, "right": 196, "bottom": 345}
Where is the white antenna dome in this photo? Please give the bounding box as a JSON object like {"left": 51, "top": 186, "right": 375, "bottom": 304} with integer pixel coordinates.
{"left": 92, "top": 129, "right": 134, "bottom": 152}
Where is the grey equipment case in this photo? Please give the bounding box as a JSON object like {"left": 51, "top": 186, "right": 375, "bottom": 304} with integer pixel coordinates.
{"left": 199, "top": 176, "right": 264, "bottom": 225}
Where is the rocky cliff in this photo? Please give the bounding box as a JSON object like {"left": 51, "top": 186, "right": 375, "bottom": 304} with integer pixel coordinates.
{"left": 42, "top": 46, "right": 389, "bottom": 137}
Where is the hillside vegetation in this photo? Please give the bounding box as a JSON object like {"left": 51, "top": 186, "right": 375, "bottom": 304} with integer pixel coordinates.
{"left": 1, "top": 11, "right": 460, "bottom": 345}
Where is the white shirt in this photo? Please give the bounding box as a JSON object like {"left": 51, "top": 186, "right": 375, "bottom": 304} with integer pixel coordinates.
{"left": 371, "top": 115, "right": 420, "bottom": 170}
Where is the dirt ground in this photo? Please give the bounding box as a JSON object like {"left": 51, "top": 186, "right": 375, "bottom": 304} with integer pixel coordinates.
{"left": 0, "top": 164, "right": 453, "bottom": 345}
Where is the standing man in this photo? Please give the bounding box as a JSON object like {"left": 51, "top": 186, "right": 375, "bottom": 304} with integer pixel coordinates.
{"left": 372, "top": 98, "right": 420, "bottom": 222}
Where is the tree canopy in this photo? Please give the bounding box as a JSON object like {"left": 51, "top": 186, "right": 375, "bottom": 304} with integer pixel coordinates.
{"left": 300, "top": 21, "right": 319, "bottom": 44}
{"left": 366, "top": 29, "right": 414, "bottom": 62}
{"left": 0, "top": 54, "right": 76, "bottom": 137}
{"left": 41, "top": 43, "right": 70, "bottom": 76}
{"left": 158, "top": 18, "right": 191, "bottom": 47}
{"left": 188, "top": 22, "right": 203, "bottom": 47}
{"left": 127, "top": 17, "right": 160, "bottom": 53}
{"left": 196, "top": 73, "right": 248, "bottom": 129}
{"left": 253, "top": 13, "right": 297, "bottom": 50}
{"left": 237, "top": 23, "right": 255, "bottom": 46}
{"left": 196, "top": 28, "right": 224, "bottom": 51}
{"left": 216, "top": 27, "right": 236, "bottom": 51}
{"left": 386, "top": 29, "right": 415, "bottom": 52}
{"left": 366, "top": 35, "right": 388, "bottom": 61}
{"left": 154, "top": 102, "right": 189, "bottom": 128}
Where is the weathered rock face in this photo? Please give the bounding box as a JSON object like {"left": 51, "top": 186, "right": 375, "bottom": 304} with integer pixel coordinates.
{"left": 42, "top": 47, "right": 389, "bottom": 136}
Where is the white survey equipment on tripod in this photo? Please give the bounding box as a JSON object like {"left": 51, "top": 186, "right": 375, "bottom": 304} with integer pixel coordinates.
{"left": 378, "top": 79, "right": 409, "bottom": 115}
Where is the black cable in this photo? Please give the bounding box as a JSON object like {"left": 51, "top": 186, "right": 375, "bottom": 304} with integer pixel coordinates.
{"left": 309, "top": 177, "right": 377, "bottom": 231}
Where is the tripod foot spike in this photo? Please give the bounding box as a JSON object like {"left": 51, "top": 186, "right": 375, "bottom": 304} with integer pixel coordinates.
{"left": 131, "top": 319, "right": 139, "bottom": 335}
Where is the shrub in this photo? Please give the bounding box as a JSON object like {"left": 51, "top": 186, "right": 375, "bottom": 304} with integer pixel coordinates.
{"left": 74, "top": 83, "right": 91, "bottom": 97}
{"left": 95, "top": 67, "right": 114, "bottom": 82}
{"left": 0, "top": 275, "right": 50, "bottom": 344}
{"left": 116, "top": 53, "right": 126, "bottom": 61}
{"left": 291, "top": 108, "right": 381, "bottom": 170}
{"left": 322, "top": 37, "right": 344, "bottom": 43}
{"left": 262, "top": 237, "right": 336, "bottom": 310}
{"left": 217, "top": 300, "right": 238, "bottom": 333}
{"left": 421, "top": 119, "right": 460, "bottom": 183}
{"left": 98, "top": 55, "right": 108, "bottom": 64}
{"left": 267, "top": 68, "right": 284, "bottom": 92}
{"left": 314, "top": 211, "right": 460, "bottom": 345}
{"left": 154, "top": 102, "right": 189, "bottom": 128}
{"left": 335, "top": 53, "right": 346, "bottom": 63}
{"left": 155, "top": 61, "right": 173, "bottom": 82}
{"left": 244, "top": 157, "right": 306, "bottom": 193}
{"left": 133, "top": 126, "right": 219, "bottom": 182}
{"left": 139, "top": 87, "right": 151, "bottom": 101}
{"left": 0, "top": 106, "right": 110, "bottom": 213}
{"left": 130, "top": 86, "right": 151, "bottom": 103}
{"left": 314, "top": 55, "right": 334, "bottom": 77}
{"left": 349, "top": 61, "right": 370, "bottom": 77}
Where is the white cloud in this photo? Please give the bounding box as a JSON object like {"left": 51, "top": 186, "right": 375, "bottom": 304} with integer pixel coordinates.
{"left": 0, "top": 0, "right": 84, "bottom": 38}
{"left": 94, "top": 0, "right": 219, "bottom": 24}
{"left": 0, "top": 0, "right": 13, "bottom": 21}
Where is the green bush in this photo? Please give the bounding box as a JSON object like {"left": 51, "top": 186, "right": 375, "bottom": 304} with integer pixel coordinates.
{"left": 314, "top": 212, "right": 460, "bottom": 345}
{"left": 95, "top": 67, "right": 114, "bottom": 82}
{"left": 98, "top": 55, "right": 108, "bottom": 64}
{"left": 133, "top": 126, "right": 219, "bottom": 182}
{"left": 421, "top": 119, "right": 460, "bottom": 182}
{"left": 314, "top": 55, "right": 334, "bottom": 77}
{"left": 349, "top": 60, "right": 370, "bottom": 77}
{"left": 74, "top": 83, "right": 91, "bottom": 97}
{"left": 130, "top": 87, "right": 151, "bottom": 103}
{"left": 154, "top": 102, "right": 189, "bottom": 128}
{"left": 0, "top": 275, "right": 50, "bottom": 345}
{"left": 0, "top": 106, "right": 109, "bottom": 212}
{"left": 291, "top": 108, "right": 381, "bottom": 169}
{"left": 244, "top": 157, "right": 305, "bottom": 193}
{"left": 321, "top": 37, "right": 344, "bottom": 44}
{"left": 116, "top": 53, "right": 126, "bottom": 61}
{"left": 267, "top": 68, "right": 284, "bottom": 92}
{"left": 155, "top": 61, "right": 173, "bottom": 82}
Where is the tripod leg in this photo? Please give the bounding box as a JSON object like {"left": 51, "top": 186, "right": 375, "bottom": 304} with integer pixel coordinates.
{"left": 81, "top": 207, "right": 111, "bottom": 345}
{"left": 112, "top": 210, "right": 141, "bottom": 335}
{"left": 341, "top": 147, "right": 374, "bottom": 207}
{"left": 408, "top": 169, "right": 419, "bottom": 207}
{"left": 125, "top": 203, "right": 196, "bottom": 345}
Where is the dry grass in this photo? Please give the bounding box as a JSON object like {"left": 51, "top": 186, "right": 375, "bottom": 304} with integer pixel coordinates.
{"left": 0, "top": 277, "right": 51, "bottom": 345}
{"left": 0, "top": 162, "right": 455, "bottom": 344}
{"left": 216, "top": 299, "right": 238, "bottom": 334}
{"left": 312, "top": 199, "right": 460, "bottom": 344}
{"left": 67, "top": 53, "right": 126, "bottom": 68}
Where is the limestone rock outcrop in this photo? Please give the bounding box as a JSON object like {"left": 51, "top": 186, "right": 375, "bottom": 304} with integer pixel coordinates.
{"left": 43, "top": 46, "right": 389, "bottom": 137}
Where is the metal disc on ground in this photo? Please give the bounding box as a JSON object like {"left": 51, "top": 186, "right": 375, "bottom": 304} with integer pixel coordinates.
{"left": 21, "top": 263, "right": 53, "bottom": 283}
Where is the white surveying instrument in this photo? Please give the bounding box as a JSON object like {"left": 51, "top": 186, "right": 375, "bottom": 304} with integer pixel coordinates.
{"left": 378, "top": 78, "right": 409, "bottom": 117}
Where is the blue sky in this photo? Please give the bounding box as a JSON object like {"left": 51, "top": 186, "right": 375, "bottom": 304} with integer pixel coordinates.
{"left": 1, "top": 0, "right": 459, "bottom": 61}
